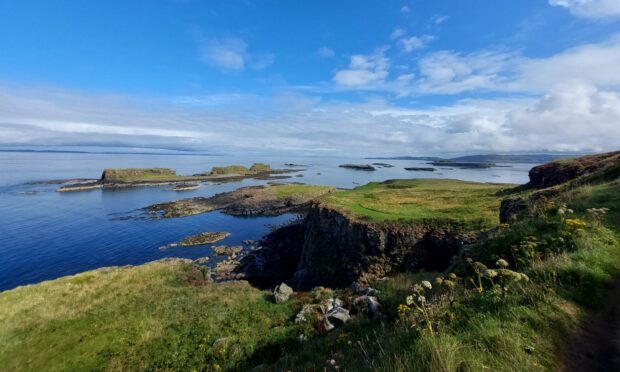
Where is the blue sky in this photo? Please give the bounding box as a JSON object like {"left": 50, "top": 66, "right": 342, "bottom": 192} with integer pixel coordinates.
{"left": 1, "top": 0, "right": 619, "bottom": 155}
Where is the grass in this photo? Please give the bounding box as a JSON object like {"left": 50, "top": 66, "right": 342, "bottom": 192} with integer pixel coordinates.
{"left": 320, "top": 179, "right": 511, "bottom": 227}
{"left": 101, "top": 168, "right": 179, "bottom": 182}
{"left": 0, "top": 260, "right": 303, "bottom": 371}
{"left": 210, "top": 163, "right": 272, "bottom": 176}
{"left": 268, "top": 183, "right": 335, "bottom": 199}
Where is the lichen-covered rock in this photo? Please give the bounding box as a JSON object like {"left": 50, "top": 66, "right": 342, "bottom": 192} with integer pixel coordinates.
{"left": 352, "top": 295, "right": 381, "bottom": 317}
{"left": 273, "top": 283, "right": 293, "bottom": 304}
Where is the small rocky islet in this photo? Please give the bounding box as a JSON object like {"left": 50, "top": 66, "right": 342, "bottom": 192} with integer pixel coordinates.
{"left": 179, "top": 232, "right": 230, "bottom": 246}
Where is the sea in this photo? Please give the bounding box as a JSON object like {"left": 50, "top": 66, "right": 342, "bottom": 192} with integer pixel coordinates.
{"left": 0, "top": 151, "right": 536, "bottom": 291}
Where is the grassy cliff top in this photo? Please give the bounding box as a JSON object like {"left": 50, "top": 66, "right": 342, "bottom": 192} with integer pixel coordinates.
{"left": 101, "top": 168, "right": 178, "bottom": 182}
{"left": 320, "top": 179, "right": 511, "bottom": 227}
{"left": 210, "top": 163, "right": 272, "bottom": 176}
{"left": 0, "top": 259, "right": 299, "bottom": 371}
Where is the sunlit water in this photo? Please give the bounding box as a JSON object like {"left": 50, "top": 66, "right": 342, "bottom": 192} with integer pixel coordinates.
{"left": 0, "top": 151, "right": 535, "bottom": 291}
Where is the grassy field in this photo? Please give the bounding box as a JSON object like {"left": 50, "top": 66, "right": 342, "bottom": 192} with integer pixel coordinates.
{"left": 0, "top": 260, "right": 303, "bottom": 371}
{"left": 320, "top": 179, "right": 511, "bottom": 227}
{"left": 269, "top": 183, "right": 335, "bottom": 199}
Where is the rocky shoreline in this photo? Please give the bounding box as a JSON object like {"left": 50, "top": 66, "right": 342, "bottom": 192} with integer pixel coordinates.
{"left": 145, "top": 184, "right": 335, "bottom": 218}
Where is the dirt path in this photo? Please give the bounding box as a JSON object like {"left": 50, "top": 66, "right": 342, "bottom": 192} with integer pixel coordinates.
{"left": 564, "top": 279, "right": 620, "bottom": 371}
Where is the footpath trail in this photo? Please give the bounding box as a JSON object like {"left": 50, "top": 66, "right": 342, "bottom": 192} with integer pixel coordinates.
{"left": 564, "top": 278, "right": 620, "bottom": 371}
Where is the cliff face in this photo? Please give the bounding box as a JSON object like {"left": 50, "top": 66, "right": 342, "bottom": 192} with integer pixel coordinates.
{"left": 526, "top": 151, "right": 620, "bottom": 189}
{"left": 291, "top": 204, "right": 472, "bottom": 290}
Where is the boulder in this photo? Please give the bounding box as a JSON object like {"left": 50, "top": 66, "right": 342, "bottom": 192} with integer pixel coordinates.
{"left": 352, "top": 295, "right": 381, "bottom": 317}
{"left": 273, "top": 283, "right": 294, "bottom": 304}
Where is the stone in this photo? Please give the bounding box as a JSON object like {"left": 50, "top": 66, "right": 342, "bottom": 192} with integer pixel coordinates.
{"left": 352, "top": 295, "right": 381, "bottom": 317}
{"left": 273, "top": 283, "right": 294, "bottom": 304}
{"left": 327, "top": 306, "right": 350, "bottom": 326}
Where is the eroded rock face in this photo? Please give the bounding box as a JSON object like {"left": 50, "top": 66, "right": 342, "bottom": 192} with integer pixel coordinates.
{"left": 291, "top": 205, "right": 471, "bottom": 290}
{"left": 526, "top": 151, "right": 620, "bottom": 189}
{"left": 234, "top": 223, "right": 305, "bottom": 288}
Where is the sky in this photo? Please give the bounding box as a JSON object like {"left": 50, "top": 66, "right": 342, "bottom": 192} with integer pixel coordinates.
{"left": 0, "top": 0, "right": 619, "bottom": 156}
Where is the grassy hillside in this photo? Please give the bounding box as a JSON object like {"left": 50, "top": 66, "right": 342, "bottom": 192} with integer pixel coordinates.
{"left": 320, "top": 179, "right": 510, "bottom": 227}
{"left": 0, "top": 260, "right": 303, "bottom": 371}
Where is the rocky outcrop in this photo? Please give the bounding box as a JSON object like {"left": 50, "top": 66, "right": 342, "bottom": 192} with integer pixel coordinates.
{"left": 235, "top": 223, "right": 306, "bottom": 288}
{"left": 526, "top": 151, "right": 620, "bottom": 189}
{"left": 338, "top": 164, "right": 376, "bottom": 171}
{"left": 291, "top": 204, "right": 472, "bottom": 290}
{"left": 499, "top": 196, "right": 529, "bottom": 224}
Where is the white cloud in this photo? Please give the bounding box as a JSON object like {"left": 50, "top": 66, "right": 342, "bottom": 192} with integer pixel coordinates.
{"left": 200, "top": 37, "right": 247, "bottom": 70}
{"left": 416, "top": 50, "right": 517, "bottom": 94}
{"left": 549, "top": 0, "right": 620, "bottom": 19}
{"left": 333, "top": 49, "right": 390, "bottom": 87}
{"left": 316, "top": 46, "right": 335, "bottom": 58}
{"left": 504, "top": 83, "right": 620, "bottom": 151}
{"left": 399, "top": 35, "right": 435, "bottom": 53}
{"left": 390, "top": 28, "right": 406, "bottom": 40}
{"left": 400, "top": 5, "right": 410, "bottom": 13}
{"left": 1, "top": 84, "right": 619, "bottom": 155}
{"left": 434, "top": 15, "right": 450, "bottom": 24}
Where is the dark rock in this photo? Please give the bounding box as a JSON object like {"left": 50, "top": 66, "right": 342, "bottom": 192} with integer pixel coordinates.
{"left": 234, "top": 222, "right": 305, "bottom": 288}
{"left": 404, "top": 167, "right": 436, "bottom": 172}
{"left": 499, "top": 197, "right": 529, "bottom": 224}
{"left": 352, "top": 295, "right": 381, "bottom": 317}
{"left": 338, "top": 164, "right": 376, "bottom": 171}
{"left": 292, "top": 205, "right": 470, "bottom": 290}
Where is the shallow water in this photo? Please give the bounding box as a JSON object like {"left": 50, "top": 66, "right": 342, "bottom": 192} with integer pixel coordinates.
{"left": 0, "top": 151, "right": 535, "bottom": 291}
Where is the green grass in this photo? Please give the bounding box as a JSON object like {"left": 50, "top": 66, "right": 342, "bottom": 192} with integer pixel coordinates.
{"left": 101, "top": 168, "right": 179, "bottom": 182}
{"left": 0, "top": 260, "right": 303, "bottom": 371}
{"left": 210, "top": 165, "right": 251, "bottom": 175}
{"left": 210, "top": 163, "right": 273, "bottom": 176}
{"left": 320, "top": 179, "right": 511, "bottom": 227}
{"left": 269, "top": 183, "right": 334, "bottom": 199}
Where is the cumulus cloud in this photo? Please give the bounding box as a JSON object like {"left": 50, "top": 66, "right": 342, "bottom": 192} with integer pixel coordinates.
{"left": 332, "top": 49, "right": 390, "bottom": 87}
{"left": 401, "top": 5, "right": 410, "bottom": 13}
{"left": 549, "top": 0, "right": 620, "bottom": 19}
{"left": 390, "top": 28, "right": 406, "bottom": 40}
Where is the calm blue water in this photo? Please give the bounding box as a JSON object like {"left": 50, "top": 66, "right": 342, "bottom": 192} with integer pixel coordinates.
{"left": 0, "top": 152, "right": 535, "bottom": 291}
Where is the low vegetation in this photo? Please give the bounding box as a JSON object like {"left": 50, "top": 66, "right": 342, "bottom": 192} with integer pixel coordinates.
{"left": 320, "top": 179, "right": 510, "bottom": 228}
{"left": 210, "top": 163, "right": 272, "bottom": 176}
{"left": 101, "top": 168, "right": 178, "bottom": 182}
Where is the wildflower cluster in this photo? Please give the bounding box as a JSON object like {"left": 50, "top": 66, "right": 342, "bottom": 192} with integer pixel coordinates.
{"left": 586, "top": 207, "right": 609, "bottom": 225}
{"left": 467, "top": 258, "right": 529, "bottom": 301}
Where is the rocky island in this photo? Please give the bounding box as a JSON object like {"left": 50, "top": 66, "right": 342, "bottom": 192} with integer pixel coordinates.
{"left": 56, "top": 163, "right": 298, "bottom": 192}
{"left": 338, "top": 164, "right": 376, "bottom": 171}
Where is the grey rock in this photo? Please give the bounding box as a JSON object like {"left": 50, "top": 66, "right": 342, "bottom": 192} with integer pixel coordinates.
{"left": 352, "top": 295, "right": 381, "bottom": 317}
{"left": 274, "top": 282, "right": 294, "bottom": 304}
